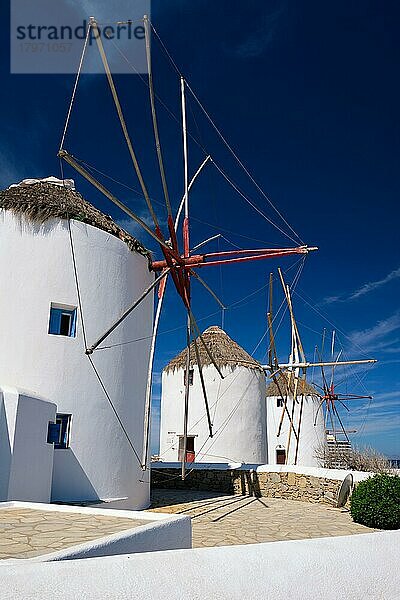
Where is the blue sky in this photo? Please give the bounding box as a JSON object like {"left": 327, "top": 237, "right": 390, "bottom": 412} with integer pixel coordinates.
{"left": 1, "top": 1, "right": 399, "bottom": 458}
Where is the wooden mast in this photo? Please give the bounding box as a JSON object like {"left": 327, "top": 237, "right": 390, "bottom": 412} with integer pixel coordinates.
{"left": 181, "top": 76, "right": 191, "bottom": 481}
{"left": 267, "top": 274, "right": 298, "bottom": 444}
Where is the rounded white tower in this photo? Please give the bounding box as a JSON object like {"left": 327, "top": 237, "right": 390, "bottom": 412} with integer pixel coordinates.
{"left": 159, "top": 326, "right": 267, "bottom": 465}
{"left": 0, "top": 178, "right": 154, "bottom": 509}
{"left": 266, "top": 374, "right": 326, "bottom": 467}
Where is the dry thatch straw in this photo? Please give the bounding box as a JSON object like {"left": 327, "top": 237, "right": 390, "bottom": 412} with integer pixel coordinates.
{"left": 164, "top": 326, "right": 263, "bottom": 373}
{"left": 266, "top": 373, "right": 319, "bottom": 397}
{"left": 0, "top": 181, "right": 150, "bottom": 258}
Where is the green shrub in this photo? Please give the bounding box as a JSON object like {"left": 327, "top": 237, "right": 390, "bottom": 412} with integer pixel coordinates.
{"left": 350, "top": 474, "right": 400, "bottom": 530}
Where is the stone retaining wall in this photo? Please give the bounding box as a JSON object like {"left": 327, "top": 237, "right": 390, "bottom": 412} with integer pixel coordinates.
{"left": 151, "top": 468, "right": 343, "bottom": 505}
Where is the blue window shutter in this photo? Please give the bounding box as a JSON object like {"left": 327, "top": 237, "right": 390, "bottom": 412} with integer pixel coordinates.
{"left": 49, "top": 306, "right": 77, "bottom": 337}
{"left": 47, "top": 422, "right": 61, "bottom": 444}
{"left": 54, "top": 414, "right": 72, "bottom": 449}
{"left": 49, "top": 308, "right": 62, "bottom": 334}
{"left": 70, "top": 309, "right": 77, "bottom": 337}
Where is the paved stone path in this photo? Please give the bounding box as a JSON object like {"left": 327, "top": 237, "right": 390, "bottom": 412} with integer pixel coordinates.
{"left": 0, "top": 508, "right": 148, "bottom": 559}
{"left": 149, "top": 489, "right": 377, "bottom": 548}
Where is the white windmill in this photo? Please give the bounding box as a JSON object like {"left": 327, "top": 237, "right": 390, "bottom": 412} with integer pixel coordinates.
{"left": 57, "top": 15, "right": 317, "bottom": 491}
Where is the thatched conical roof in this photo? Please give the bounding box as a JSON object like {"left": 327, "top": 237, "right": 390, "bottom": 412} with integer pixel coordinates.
{"left": 0, "top": 178, "right": 149, "bottom": 258}
{"left": 266, "top": 373, "right": 319, "bottom": 397}
{"left": 164, "top": 326, "right": 263, "bottom": 373}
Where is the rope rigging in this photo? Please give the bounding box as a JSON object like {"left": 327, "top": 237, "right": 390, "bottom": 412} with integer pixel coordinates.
{"left": 59, "top": 21, "right": 91, "bottom": 151}
{"left": 93, "top": 256, "right": 305, "bottom": 352}
{"left": 150, "top": 20, "right": 304, "bottom": 246}
{"left": 66, "top": 216, "right": 144, "bottom": 469}
{"left": 59, "top": 18, "right": 309, "bottom": 254}
{"left": 292, "top": 286, "right": 378, "bottom": 359}
{"left": 62, "top": 149, "right": 301, "bottom": 251}
{"left": 67, "top": 149, "right": 305, "bottom": 252}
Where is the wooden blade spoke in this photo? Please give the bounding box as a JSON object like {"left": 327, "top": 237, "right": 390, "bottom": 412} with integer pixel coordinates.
{"left": 311, "top": 381, "right": 325, "bottom": 392}
{"left": 87, "top": 268, "right": 170, "bottom": 354}
{"left": 141, "top": 274, "right": 168, "bottom": 469}
{"left": 181, "top": 312, "right": 192, "bottom": 480}
{"left": 167, "top": 214, "right": 181, "bottom": 256}
{"left": 190, "top": 269, "right": 226, "bottom": 309}
{"left": 338, "top": 394, "right": 373, "bottom": 400}
{"left": 330, "top": 348, "right": 342, "bottom": 388}
{"left": 324, "top": 403, "right": 330, "bottom": 429}
{"left": 285, "top": 391, "right": 297, "bottom": 462}
{"left": 90, "top": 18, "right": 160, "bottom": 231}
{"left": 274, "top": 375, "right": 297, "bottom": 440}
{"left": 321, "top": 329, "right": 326, "bottom": 361}
{"left": 191, "top": 234, "right": 222, "bottom": 252}
{"left": 144, "top": 15, "right": 172, "bottom": 218}
{"left": 314, "top": 398, "right": 326, "bottom": 426}
{"left": 58, "top": 150, "right": 171, "bottom": 252}
{"left": 337, "top": 399, "right": 350, "bottom": 412}
{"left": 316, "top": 347, "right": 329, "bottom": 391}
{"left": 328, "top": 404, "right": 336, "bottom": 439}
{"left": 189, "top": 310, "right": 224, "bottom": 380}
{"left": 294, "top": 392, "right": 305, "bottom": 464}
{"left": 174, "top": 155, "right": 211, "bottom": 232}
{"left": 192, "top": 333, "right": 213, "bottom": 438}
{"left": 332, "top": 405, "right": 349, "bottom": 443}
{"left": 267, "top": 312, "right": 279, "bottom": 369}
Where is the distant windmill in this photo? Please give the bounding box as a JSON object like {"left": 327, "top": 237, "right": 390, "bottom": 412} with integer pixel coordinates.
{"left": 263, "top": 269, "right": 376, "bottom": 465}
{"left": 313, "top": 330, "right": 374, "bottom": 445}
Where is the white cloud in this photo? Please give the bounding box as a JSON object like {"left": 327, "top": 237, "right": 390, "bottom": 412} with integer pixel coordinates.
{"left": 349, "top": 267, "right": 400, "bottom": 300}
{"left": 322, "top": 266, "right": 400, "bottom": 304}
{"left": 379, "top": 358, "right": 400, "bottom": 365}
{"left": 350, "top": 415, "right": 400, "bottom": 435}
{"left": 372, "top": 391, "right": 400, "bottom": 401}
{"left": 225, "top": 2, "right": 287, "bottom": 58}
{"left": 380, "top": 345, "right": 400, "bottom": 354}
{"left": 348, "top": 312, "right": 400, "bottom": 352}
{"left": 116, "top": 211, "right": 169, "bottom": 256}
{"left": 321, "top": 295, "right": 341, "bottom": 305}
{"left": 64, "top": 0, "right": 148, "bottom": 21}
{"left": 352, "top": 392, "right": 400, "bottom": 411}
{"left": 116, "top": 214, "right": 154, "bottom": 237}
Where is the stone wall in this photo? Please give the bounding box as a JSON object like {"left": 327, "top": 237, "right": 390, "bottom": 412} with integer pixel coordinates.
{"left": 151, "top": 468, "right": 343, "bottom": 505}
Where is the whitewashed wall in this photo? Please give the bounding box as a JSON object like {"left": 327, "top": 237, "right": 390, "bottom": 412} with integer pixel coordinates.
{"left": 1, "top": 531, "right": 398, "bottom": 600}
{"left": 266, "top": 393, "right": 326, "bottom": 467}
{"left": 0, "top": 210, "right": 153, "bottom": 509}
{"left": 0, "top": 386, "right": 56, "bottom": 502}
{"left": 160, "top": 365, "right": 267, "bottom": 464}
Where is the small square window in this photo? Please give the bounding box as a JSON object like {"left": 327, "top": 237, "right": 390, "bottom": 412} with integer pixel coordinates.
{"left": 276, "top": 447, "right": 286, "bottom": 464}
{"left": 184, "top": 368, "right": 194, "bottom": 386}
{"left": 178, "top": 435, "right": 195, "bottom": 462}
{"left": 277, "top": 398, "right": 284, "bottom": 408}
{"left": 49, "top": 304, "right": 77, "bottom": 337}
{"left": 54, "top": 413, "right": 72, "bottom": 449}
{"left": 47, "top": 422, "right": 61, "bottom": 444}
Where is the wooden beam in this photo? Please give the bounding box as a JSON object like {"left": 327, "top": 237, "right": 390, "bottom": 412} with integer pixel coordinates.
{"left": 58, "top": 150, "right": 172, "bottom": 252}
{"left": 263, "top": 359, "right": 377, "bottom": 370}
